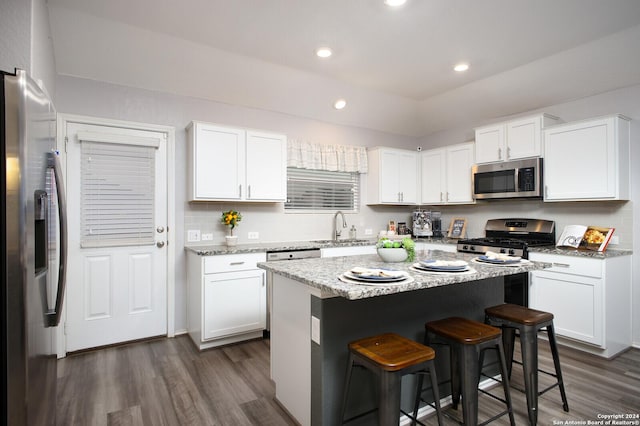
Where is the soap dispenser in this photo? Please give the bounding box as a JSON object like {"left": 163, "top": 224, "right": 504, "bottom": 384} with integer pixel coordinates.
{"left": 349, "top": 225, "right": 357, "bottom": 239}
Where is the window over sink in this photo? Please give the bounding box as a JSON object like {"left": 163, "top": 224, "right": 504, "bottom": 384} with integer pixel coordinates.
{"left": 285, "top": 168, "right": 360, "bottom": 212}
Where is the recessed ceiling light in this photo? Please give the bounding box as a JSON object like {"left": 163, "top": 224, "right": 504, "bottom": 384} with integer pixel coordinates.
{"left": 333, "top": 99, "right": 347, "bottom": 110}
{"left": 454, "top": 63, "right": 470, "bottom": 72}
{"left": 316, "top": 47, "right": 333, "bottom": 58}
{"left": 384, "top": 0, "right": 407, "bottom": 6}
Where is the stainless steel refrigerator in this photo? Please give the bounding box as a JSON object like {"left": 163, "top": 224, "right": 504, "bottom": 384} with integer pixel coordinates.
{"left": 1, "top": 69, "right": 67, "bottom": 425}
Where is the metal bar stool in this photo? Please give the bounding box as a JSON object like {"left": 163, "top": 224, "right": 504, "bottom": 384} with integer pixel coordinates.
{"left": 484, "top": 303, "right": 569, "bottom": 426}
{"left": 415, "top": 317, "right": 515, "bottom": 426}
{"left": 340, "top": 332, "right": 444, "bottom": 426}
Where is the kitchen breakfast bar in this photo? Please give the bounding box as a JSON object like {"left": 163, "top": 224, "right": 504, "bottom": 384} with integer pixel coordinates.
{"left": 258, "top": 250, "right": 550, "bottom": 426}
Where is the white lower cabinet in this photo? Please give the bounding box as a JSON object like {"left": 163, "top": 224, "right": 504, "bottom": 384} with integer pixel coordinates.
{"left": 528, "top": 252, "right": 631, "bottom": 358}
{"left": 187, "top": 252, "right": 266, "bottom": 349}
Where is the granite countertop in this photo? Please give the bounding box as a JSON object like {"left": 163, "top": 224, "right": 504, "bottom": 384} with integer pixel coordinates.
{"left": 258, "top": 250, "right": 550, "bottom": 300}
{"left": 528, "top": 246, "right": 632, "bottom": 258}
{"left": 185, "top": 238, "right": 632, "bottom": 258}
{"left": 184, "top": 237, "right": 459, "bottom": 256}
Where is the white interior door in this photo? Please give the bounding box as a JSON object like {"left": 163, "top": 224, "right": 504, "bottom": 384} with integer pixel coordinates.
{"left": 64, "top": 121, "right": 168, "bottom": 352}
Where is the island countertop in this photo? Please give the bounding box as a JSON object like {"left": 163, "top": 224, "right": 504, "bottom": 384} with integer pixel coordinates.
{"left": 258, "top": 249, "right": 550, "bottom": 300}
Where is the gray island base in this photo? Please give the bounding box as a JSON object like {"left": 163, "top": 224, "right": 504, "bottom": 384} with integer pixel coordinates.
{"left": 259, "top": 251, "right": 550, "bottom": 426}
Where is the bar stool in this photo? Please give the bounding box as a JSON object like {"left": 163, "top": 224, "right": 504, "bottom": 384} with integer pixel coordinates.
{"left": 414, "top": 317, "right": 515, "bottom": 426}
{"left": 484, "top": 303, "right": 569, "bottom": 426}
{"left": 340, "top": 332, "right": 443, "bottom": 426}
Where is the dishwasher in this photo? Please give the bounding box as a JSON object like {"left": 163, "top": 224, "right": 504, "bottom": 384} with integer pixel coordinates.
{"left": 265, "top": 248, "right": 321, "bottom": 333}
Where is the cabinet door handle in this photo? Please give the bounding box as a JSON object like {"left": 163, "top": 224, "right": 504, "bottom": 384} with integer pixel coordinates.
{"left": 507, "top": 146, "right": 511, "bottom": 159}
{"left": 552, "top": 262, "right": 571, "bottom": 268}
{"left": 498, "top": 147, "right": 502, "bottom": 160}
{"left": 440, "top": 192, "right": 443, "bottom": 202}
{"left": 230, "top": 261, "right": 245, "bottom": 266}
{"left": 239, "top": 184, "right": 242, "bottom": 198}
{"left": 544, "top": 185, "right": 548, "bottom": 198}
{"left": 248, "top": 185, "right": 251, "bottom": 199}
{"left": 446, "top": 192, "right": 450, "bottom": 202}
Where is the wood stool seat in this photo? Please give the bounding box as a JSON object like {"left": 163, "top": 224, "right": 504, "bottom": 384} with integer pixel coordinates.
{"left": 341, "top": 332, "right": 443, "bottom": 425}
{"left": 414, "top": 317, "right": 515, "bottom": 426}
{"left": 485, "top": 304, "right": 554, "bottom": 326}
{"left": 485, "top": 304, "right": 569, "bottom": 426}
{"left": 425, "top": 317, "right": 502, "bottom": 345}
{"left": 349, "top": 333, "right": 436, "bottom": 372}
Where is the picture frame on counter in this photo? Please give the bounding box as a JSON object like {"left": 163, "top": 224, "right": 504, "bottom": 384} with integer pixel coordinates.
{"left": 448, "top": 218, "right": 467, "bottom": 239}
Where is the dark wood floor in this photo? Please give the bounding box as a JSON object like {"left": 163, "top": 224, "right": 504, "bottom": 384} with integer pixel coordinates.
{"left": 57, "top": 335, "right": 640, "bottom": 425}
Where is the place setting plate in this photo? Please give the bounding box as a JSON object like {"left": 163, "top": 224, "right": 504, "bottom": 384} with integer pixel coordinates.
{"left": 339, "top": 267, "right": 414, "bottom": 286}
{"left": 410, "top": 259, "right": 476, "bottom": 275}
{"left": 472, "top": 252, "right": 530, "bottom": 267}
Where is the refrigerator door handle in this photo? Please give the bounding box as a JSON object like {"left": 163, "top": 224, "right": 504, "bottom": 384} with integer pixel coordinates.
{"left": 45, "top": 151, "right": 68, "bottom": 327}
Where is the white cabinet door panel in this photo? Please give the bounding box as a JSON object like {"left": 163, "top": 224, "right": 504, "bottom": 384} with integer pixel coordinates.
{"left": 530, "top": 272, "right": 603, "bottom": 346}
{"left": 203, "top": 270, "right": 266, "bottom": 340}
{"left": 246, "top": 131, "right": 287, "bottom": 201}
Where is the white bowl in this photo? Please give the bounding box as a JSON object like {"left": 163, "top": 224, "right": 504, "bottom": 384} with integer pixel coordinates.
{"left": 377, "top": 247, "right": 408, "bottom": 262}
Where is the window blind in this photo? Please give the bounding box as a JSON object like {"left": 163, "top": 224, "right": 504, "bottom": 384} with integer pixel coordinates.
{"left": 80, "top": 140, "right": 156, "bottom": 248}
{"left": 285, "top": 168, "right": 359, "bottom": 212}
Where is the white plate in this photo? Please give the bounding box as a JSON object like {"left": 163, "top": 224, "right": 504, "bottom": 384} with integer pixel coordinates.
{"left": 338, "top": 274, "right": 414, "bottom": 286}
{"left": 472, "top": 257, "right": 530, "bottom": 267}
{"left": 343, "top": 271, "right": 408, "bottom": 282}
{"left": 410, "top": 265, "right": 477, "bottom": 275}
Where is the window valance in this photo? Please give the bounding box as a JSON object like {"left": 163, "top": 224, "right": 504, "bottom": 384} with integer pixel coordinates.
{"left": 287, "top": 139, "right": 368, "bottom": 173}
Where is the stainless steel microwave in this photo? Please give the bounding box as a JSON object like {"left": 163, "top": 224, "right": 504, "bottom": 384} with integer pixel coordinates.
{"left": 472, "top": 157, "right": 542, "bottom": 200}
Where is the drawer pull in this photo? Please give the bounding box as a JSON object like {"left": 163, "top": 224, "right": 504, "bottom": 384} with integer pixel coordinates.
{"left": 229, "top": 261, "right": 246, "bottom": 266}
{"left": 552, "top": 262, "right": 571, "bottom": 268}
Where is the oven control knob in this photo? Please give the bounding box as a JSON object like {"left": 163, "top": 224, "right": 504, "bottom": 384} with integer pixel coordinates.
{"left": 509, "top": 249, "right": 516, "bottom": 255}
{"left": 499, "top": 248, "right": 506, "bottom": 254}
{"left": 469, "top": 246, "right": 475, "bottom": 251}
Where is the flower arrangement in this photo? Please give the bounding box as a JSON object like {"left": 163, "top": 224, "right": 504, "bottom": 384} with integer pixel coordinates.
{"left": 376, "top": 237, "right": 415, "bottom": 262}
{"left": 221, "top": 210, "right": 242, "bottom": 236}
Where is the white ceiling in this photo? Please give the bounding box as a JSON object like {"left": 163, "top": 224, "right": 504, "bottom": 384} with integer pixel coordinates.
{"left": 47, "top": 0, "right": 640, "bottom": 137}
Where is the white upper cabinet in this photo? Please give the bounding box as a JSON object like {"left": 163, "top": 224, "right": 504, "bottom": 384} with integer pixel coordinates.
{"left": 188, "top": 121, "right": 287, "bottom": 202}
{"left": 543, "top": 115, "right": 630, "bottom": 201}
{"left": 475, "top": 114, "right": 560, "bottom": 164}
{"left": 420, "top": 142, "right": 475, "bottom": 205}
{"left": 367, "top": 147, "right": 418, "bottom": 205}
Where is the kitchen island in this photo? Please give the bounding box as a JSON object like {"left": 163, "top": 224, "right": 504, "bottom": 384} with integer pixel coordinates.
{"left": 258, "top": 250, "right": 550, "bottom": 426}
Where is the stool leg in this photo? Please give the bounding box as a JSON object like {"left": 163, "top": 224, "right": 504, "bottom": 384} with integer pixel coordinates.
{"left": 379, "top": 370, "right": 401, "bottom": 426}
{"left": 340, "top": 353, "right": 355, "bottom": 423}
{"left": 547, "top": 324, "right": 570, "bottom": 412}
{"left": 520, "top": 326, "right": 539, "bottom": 426}
{"left": 450, "top": 345, "right": 461, "bottom": 410}
{"left": 427, "top": 361, "right": 444, "bottom": 426}
{"left": 459, "top": 344, "right": 480, "bottom": 426}
{"left": 411, "top": 373, "right": 425, "bottom": 426}
{"left": 496, "top": 340, "right": 516, "bottom": 426}
{"left": 502, "top": 326, "right": 517, "bottom": 379}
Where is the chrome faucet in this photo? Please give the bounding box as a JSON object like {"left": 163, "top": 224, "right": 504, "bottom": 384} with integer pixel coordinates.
{"left": 333, "top": 211, "right": 347, "bottom": 241}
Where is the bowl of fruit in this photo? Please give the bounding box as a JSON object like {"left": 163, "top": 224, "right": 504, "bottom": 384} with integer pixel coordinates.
{"left": 376, "top": 237, "right": 415, "bottom": 262}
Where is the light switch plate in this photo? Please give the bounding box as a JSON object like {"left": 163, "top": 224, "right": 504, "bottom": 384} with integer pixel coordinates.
{"left": 201, "top": 233, "right": 213, "bottom": 241}
{"left": 311, "top": 316, "right": 320, "bottom": 344}
{"left": 248, "top": 231, "right": 259, "bottom": 240}
{"left": 187, "top": 230, "right": 201, "bottom": 242}
{"left": 364, "top": 228, "right": 373, "bottom": 235}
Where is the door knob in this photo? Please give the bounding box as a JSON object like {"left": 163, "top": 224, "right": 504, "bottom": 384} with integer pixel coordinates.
{"left": 157, "top": 226, "right": 165, "bottom": 233}
{"left": 157, "top": 241, "right": 165, "bottom": 248}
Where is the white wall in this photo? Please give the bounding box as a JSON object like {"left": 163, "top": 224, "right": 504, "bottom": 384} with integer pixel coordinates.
{"left": 0, "top": 0, "right": 56, "bottom": 100}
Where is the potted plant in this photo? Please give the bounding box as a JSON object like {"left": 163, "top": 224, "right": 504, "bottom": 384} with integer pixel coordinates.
{"left": 376, "top": 237, "right": 415, "bottom": 262}
{"left": 221, "top": 209, "right": 242, "bottom": 246}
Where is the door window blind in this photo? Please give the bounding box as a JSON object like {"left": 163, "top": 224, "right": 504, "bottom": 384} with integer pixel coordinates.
{"left": 80, "top": 139, "right": 156, "bottom": 248}
{"left": 285, "top": 167, "right": 359, "bottom": 212}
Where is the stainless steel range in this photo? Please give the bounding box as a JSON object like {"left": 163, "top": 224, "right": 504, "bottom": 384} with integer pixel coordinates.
{"left": 457, "top": 218, "right": 556, "bottom": 306}
{"left": 457, "top": 218, "right": 556, "bottom": 258}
